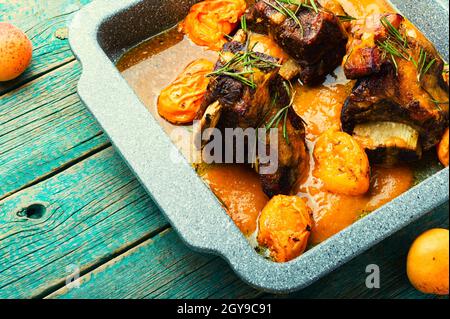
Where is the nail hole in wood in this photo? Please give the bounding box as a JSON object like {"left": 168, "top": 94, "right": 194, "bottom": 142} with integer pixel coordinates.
{"left": 17, "top": 204, "right": 46, "bottom": 219}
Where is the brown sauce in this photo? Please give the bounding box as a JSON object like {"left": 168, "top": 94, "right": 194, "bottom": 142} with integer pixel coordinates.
{"left": 117, "top": 0, "right": 426, "bottom": 245}
{"left": 202, "top": 164, "right": 269, "bottom": 236}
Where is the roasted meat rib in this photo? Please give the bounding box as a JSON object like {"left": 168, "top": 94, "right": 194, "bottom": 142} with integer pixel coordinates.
{"left": 199, "top": 41, "right": 278, "bottom": 129}
{"left": 245, "top": 0, "right": 348, "bottom": 85}
{"left": 341, "top": 14, "right": 449, "bottom": 164}
{"left": 197, "top": 32, "right": 307, "bottom": 197}
{"left": 343, "top": 13, "right": 404, "bottom": 79}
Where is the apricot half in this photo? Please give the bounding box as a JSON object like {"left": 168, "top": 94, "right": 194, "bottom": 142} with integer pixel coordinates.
{"left": 0, "top": 23, "right": 32, "bottom": 82}
{"left": 258, "top": 195, "right": 312, "bottom": 262}
{"left": 313, "top": 130, "right": 370, "bottom": 196}
{"left": 407, "top": 228, "right": 449, "bottom": 295}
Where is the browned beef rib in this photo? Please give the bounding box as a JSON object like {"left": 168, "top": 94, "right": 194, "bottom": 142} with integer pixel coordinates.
{"left": 344, "top": 13, "right": 404, "bottom": 79}
{"left": 259, "top": 93, "right": 307, "bottom": 197}
{"left": 245, "top": 0, "right": 348, "bottom": 85}
{"left": 197, "top": 35, "right": 307, "bottom": 197}
{"left": 341, "top": 16, "right": 449, "bottom": 164}
{"left": 200, "top": 41, "right": 278, "bottom": 129}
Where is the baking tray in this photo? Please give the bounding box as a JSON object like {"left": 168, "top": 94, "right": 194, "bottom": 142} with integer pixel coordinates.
{"left": 69, "top": 0, "right": 449, "bottom": 293}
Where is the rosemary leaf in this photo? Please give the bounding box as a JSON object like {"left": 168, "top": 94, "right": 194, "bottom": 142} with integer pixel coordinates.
{"left": 421, "top": 58, "right": 436, "bottom": 80}
{"left": 337, "top": 14, "right": 357, "bottom": 22}
{"left": 391, "top": 53, "right": 399, "bottom": 75}
{"left": 309, "top": 0, "right": 318, "bottom": 13}
{"left": 380, "top": 16, "right": 407, "bottom": 48}
{"left": 241, "top": 15, "right": 247, "bottom": 33}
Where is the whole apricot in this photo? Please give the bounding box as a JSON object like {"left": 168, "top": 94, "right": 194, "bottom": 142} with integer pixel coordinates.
{"left": 0, "top": 23, "right": 33, "bottom": 82}
{"left": 407, "top": 228, "right": 449, "bottom": 295}
{"left": 258, "top": 195, "right": 312, "bottom": 262}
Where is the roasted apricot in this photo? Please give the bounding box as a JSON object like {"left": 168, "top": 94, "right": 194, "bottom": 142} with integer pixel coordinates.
{"left": 158, "top": 59, "right": 214, "bottom": 124}
{"left": 407, "top": 228, "right": 449, "bottom": 295}
{"left": 179, "top": 0, "right": 247, "bottom": 50}
{"left": 437, "top": 128, "right": 449, "bottom": 167}
{"left": 0, "top": 23, "right": 32, "bottom": 81}
{"left": 257, "top": 195, "right": 313, "bottom": 262}
{"left": 313, "top": 130, "right": 370, "bottom": 196}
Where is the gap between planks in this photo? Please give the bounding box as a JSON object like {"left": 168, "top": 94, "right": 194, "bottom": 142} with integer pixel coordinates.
{"left": 0, "top": 147, "right": 170, "bottom": 298}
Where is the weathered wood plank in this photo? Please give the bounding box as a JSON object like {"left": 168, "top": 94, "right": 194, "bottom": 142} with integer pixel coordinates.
{"left": 0, "top": 0, "right": 92, "bottom": 95}
{"left": 0, "top": 0, "right": 447, "bottom": 300}
{"left": 48, "top": 228, "right": 260, "bottom": 299}
{"left": 0, "top": 61, "right": 109, "bottom": 200}
{"left": 48, "top": 204, "right": 448, "bottom": 299}
{"left": 0, "top": 147, "right": 167, "bottom": 299}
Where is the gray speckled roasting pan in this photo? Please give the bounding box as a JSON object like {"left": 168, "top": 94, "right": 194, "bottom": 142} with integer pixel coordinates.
{"left": 69, "top": 0, "right": 449, "bottom": 293}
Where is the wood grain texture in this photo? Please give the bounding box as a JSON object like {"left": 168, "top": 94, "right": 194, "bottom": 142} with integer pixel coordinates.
{"left": 0, "top": 147, "right": 167, "bottom": 299}
{"left": 48, "top": 228, "right": 260, "bottom": 299}
{"left": 49, "top": 204, "right": 449, "bottom": 299}
{"left": 0, "top": 0, "right": 92, "bottom": 94}
{"left": 1, "top": 0, "right": 448, "bottom": 300}
{"left": 0, "top": 61, "right": 108, "bottom": 200}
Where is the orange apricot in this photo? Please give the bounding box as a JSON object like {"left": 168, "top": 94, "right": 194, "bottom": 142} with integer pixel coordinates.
{"left": 407, "top": 228, "right": 449, "bottom": 295}
{"left": 313, "top": 130, "right": 371, "bottom": 196}
{"left": 157, "top": 59, "right": 214, "bottom": 124}
{"left": 258, "top": 195, "right": 312, "bottom": 262}
{"left": 0, "top": 23, "right": 32, "bottom": 82}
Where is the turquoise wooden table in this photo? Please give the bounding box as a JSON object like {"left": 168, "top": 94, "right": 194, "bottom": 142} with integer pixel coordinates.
{"left": 0, "top": 0, "right": 448, "bottom": 299}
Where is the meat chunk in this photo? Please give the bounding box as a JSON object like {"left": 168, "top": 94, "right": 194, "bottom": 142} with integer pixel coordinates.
{"left": 342, "top": 61, "right": 449, "bottom": 163}
{"left": 341, "top": 13, "right": 449, "bottom": 164}
{"left": 343, "top": 13, "right": 404, "bottom": 79}
{"left": 197, "top": 33, "right": 307, "bottom": 197}
{"left": 199, "top": 41, "right": 279, "bottom": 129}
{"left": 259, "top": 89, "right": 308, "bottom": 197}
{"left": 245, "top": 0, "right": 348, "bottom": 85}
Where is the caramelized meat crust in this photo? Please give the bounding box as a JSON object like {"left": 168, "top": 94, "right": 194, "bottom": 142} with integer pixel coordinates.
{"left": 344, "top": 13, "right": 403, "bottom": 79}
{"left": 199, "top": 39, "right": 307, "bottom": 197}
{"left": 341, "top": 14, "right": 449, "bottom": 161}
{"left": 246, "top": 0, "right": 348, "bottom": 85}
{"left": 342, "top": 62, "right": 449, "bottom": 152}
{"left": 200, "top": 41, "right": 279, "bottom": 128}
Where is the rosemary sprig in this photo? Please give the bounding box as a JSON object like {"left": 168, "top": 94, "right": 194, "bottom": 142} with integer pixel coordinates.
{"left": 416, "top": 48, "right": 436, "bottom": 81}
{"left": 390, "top": 53, "right": 398, "bottom": 75}
{"left": 309, "top": 0, "right": 318, "bottom": 13}
{"left": 377, "top": 16, "right": 410, "bottom": 75}
{"left": 431, "top": 99, "right": 449, "bottom": 105}
{"left": 265, "top": 81, "right": 295, "bottom": 143}
{"left": 208, "top": 45, "right": 280, "bottom": 89}
{"left": 380, "top": 16, "right": 408, "bottom": 48}
{"left": 277, "top": 0, "right": 302, "bottom": 4}
{"left": 431, "top": 99, "right": 447, "bottom": 111}
{"left": 265, "top": 105, "right": 290, "bottom": 130}
{"left": 277, "top": 0, "right": 319, "bottom": 13}
{"left": 377, "top": 39, "right": 410, "bottom": 60}
{"left": 377, "top": 17, "right": 438, "bottom": 83}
